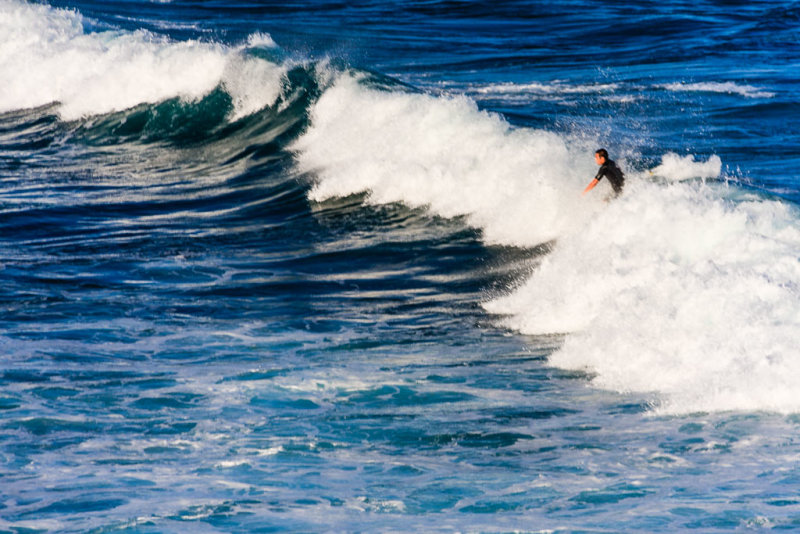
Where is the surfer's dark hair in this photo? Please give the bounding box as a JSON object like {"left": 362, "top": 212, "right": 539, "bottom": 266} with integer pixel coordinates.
{"left": 595, "top": 148, "right": 609, "bottom": 159}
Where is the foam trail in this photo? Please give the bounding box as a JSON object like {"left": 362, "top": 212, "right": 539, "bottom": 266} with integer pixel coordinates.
{"left": 473, "top": 81, "right": 620, "bottom": 96}
{"left": 662, "top": 81, "right": 775, "bottom": 99}
{"left": 0, "top": 0, "right": 286, "bottom": 120}
{"left": 294, "top": 73, "right": 800, "bottom": 415}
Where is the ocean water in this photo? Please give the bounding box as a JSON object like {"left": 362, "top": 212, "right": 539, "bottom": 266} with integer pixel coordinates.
{"left": 1, "top": 0, "right": 799, "bottom": 531}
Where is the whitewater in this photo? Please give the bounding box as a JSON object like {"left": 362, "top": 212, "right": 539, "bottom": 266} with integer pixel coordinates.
{"left": 293, "top": 74, "right": 800, "bottom": 415}
{"left": 2, "top": 0, "right": 800, "bottom": 531}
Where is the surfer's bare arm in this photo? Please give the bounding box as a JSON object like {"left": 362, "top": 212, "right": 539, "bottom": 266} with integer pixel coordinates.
{"left": 582, "top": 178, "right": 599, "bottom": 195}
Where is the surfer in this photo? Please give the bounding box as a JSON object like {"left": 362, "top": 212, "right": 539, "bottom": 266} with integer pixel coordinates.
{"left": 582, "top": 148, "right": 625, "bottom": 197}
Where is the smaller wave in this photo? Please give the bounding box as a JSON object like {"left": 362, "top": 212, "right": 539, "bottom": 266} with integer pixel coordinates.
{"left": 661, "top": 82, "right": 775, "bottom": 99}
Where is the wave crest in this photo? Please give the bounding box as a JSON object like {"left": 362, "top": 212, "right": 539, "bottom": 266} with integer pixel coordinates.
{"left": 0, "top": 0, "right": 287, "bottom": 121}
{"left": 292, "top": 73, "right": 596, "bottom": 247}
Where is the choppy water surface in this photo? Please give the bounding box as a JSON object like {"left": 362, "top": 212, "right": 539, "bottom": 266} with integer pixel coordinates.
{"left": 1, "top": 1, "right": 799, "bottom": 531}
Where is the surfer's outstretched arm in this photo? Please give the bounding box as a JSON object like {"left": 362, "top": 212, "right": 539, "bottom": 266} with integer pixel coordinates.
{"left": 582, "top": 178, "right": 599, "bottom": 195}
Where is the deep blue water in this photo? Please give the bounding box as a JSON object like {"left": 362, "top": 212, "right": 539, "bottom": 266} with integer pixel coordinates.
{"left": 1, "top": 1, "right": 799, "bottom": 532}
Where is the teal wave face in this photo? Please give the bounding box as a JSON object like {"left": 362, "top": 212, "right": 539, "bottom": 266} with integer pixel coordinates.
{"left": 71, "top": 64, "right": 320, "bottom": 149}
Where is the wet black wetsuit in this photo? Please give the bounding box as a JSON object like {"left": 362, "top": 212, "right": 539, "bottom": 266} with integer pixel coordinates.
{"left": 595, "top": 159, "right": 625, "bottom": 195}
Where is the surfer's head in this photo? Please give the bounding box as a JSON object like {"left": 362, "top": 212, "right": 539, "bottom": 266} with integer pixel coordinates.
{"left": 594, "top": 148, "right": 608, "bottom": 165}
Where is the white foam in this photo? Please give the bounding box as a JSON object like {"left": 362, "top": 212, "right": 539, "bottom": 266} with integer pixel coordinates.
{"left": 0, "top": 519, "right": 64, "bottom": 532}
{"left": 215, "top": 459, "right": 250, "bottom": 468}
{"left": 292, "top": 73, "right": 599, "bottom": 247}
{"left": 222, "top": 55, "right": 287, "bottom": 120}
{"left": 662, "top": 81, "right": 775, "bottom": 99}
{"left": 294, "top": 73, "right": 800, "bottom": 415}
{"left": 257, "top": 446, "right": 284, "bottom": 456}
{"left": 473, "top": 81, "right": 620, "bottom": 96}
{"left": 461, "top": 80, "right": 774, "bottom": 103}
{"left": 441, "top": 80, "right": 625, "bottom": 104}
{"left": 649, "top": 152, "right": 722, "bottom": 182}
{"left": 486, "top": 182, "right": 800, "bottom": 415}
{"left": 0, "top": 0, "right": 286, "bottom": 120}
